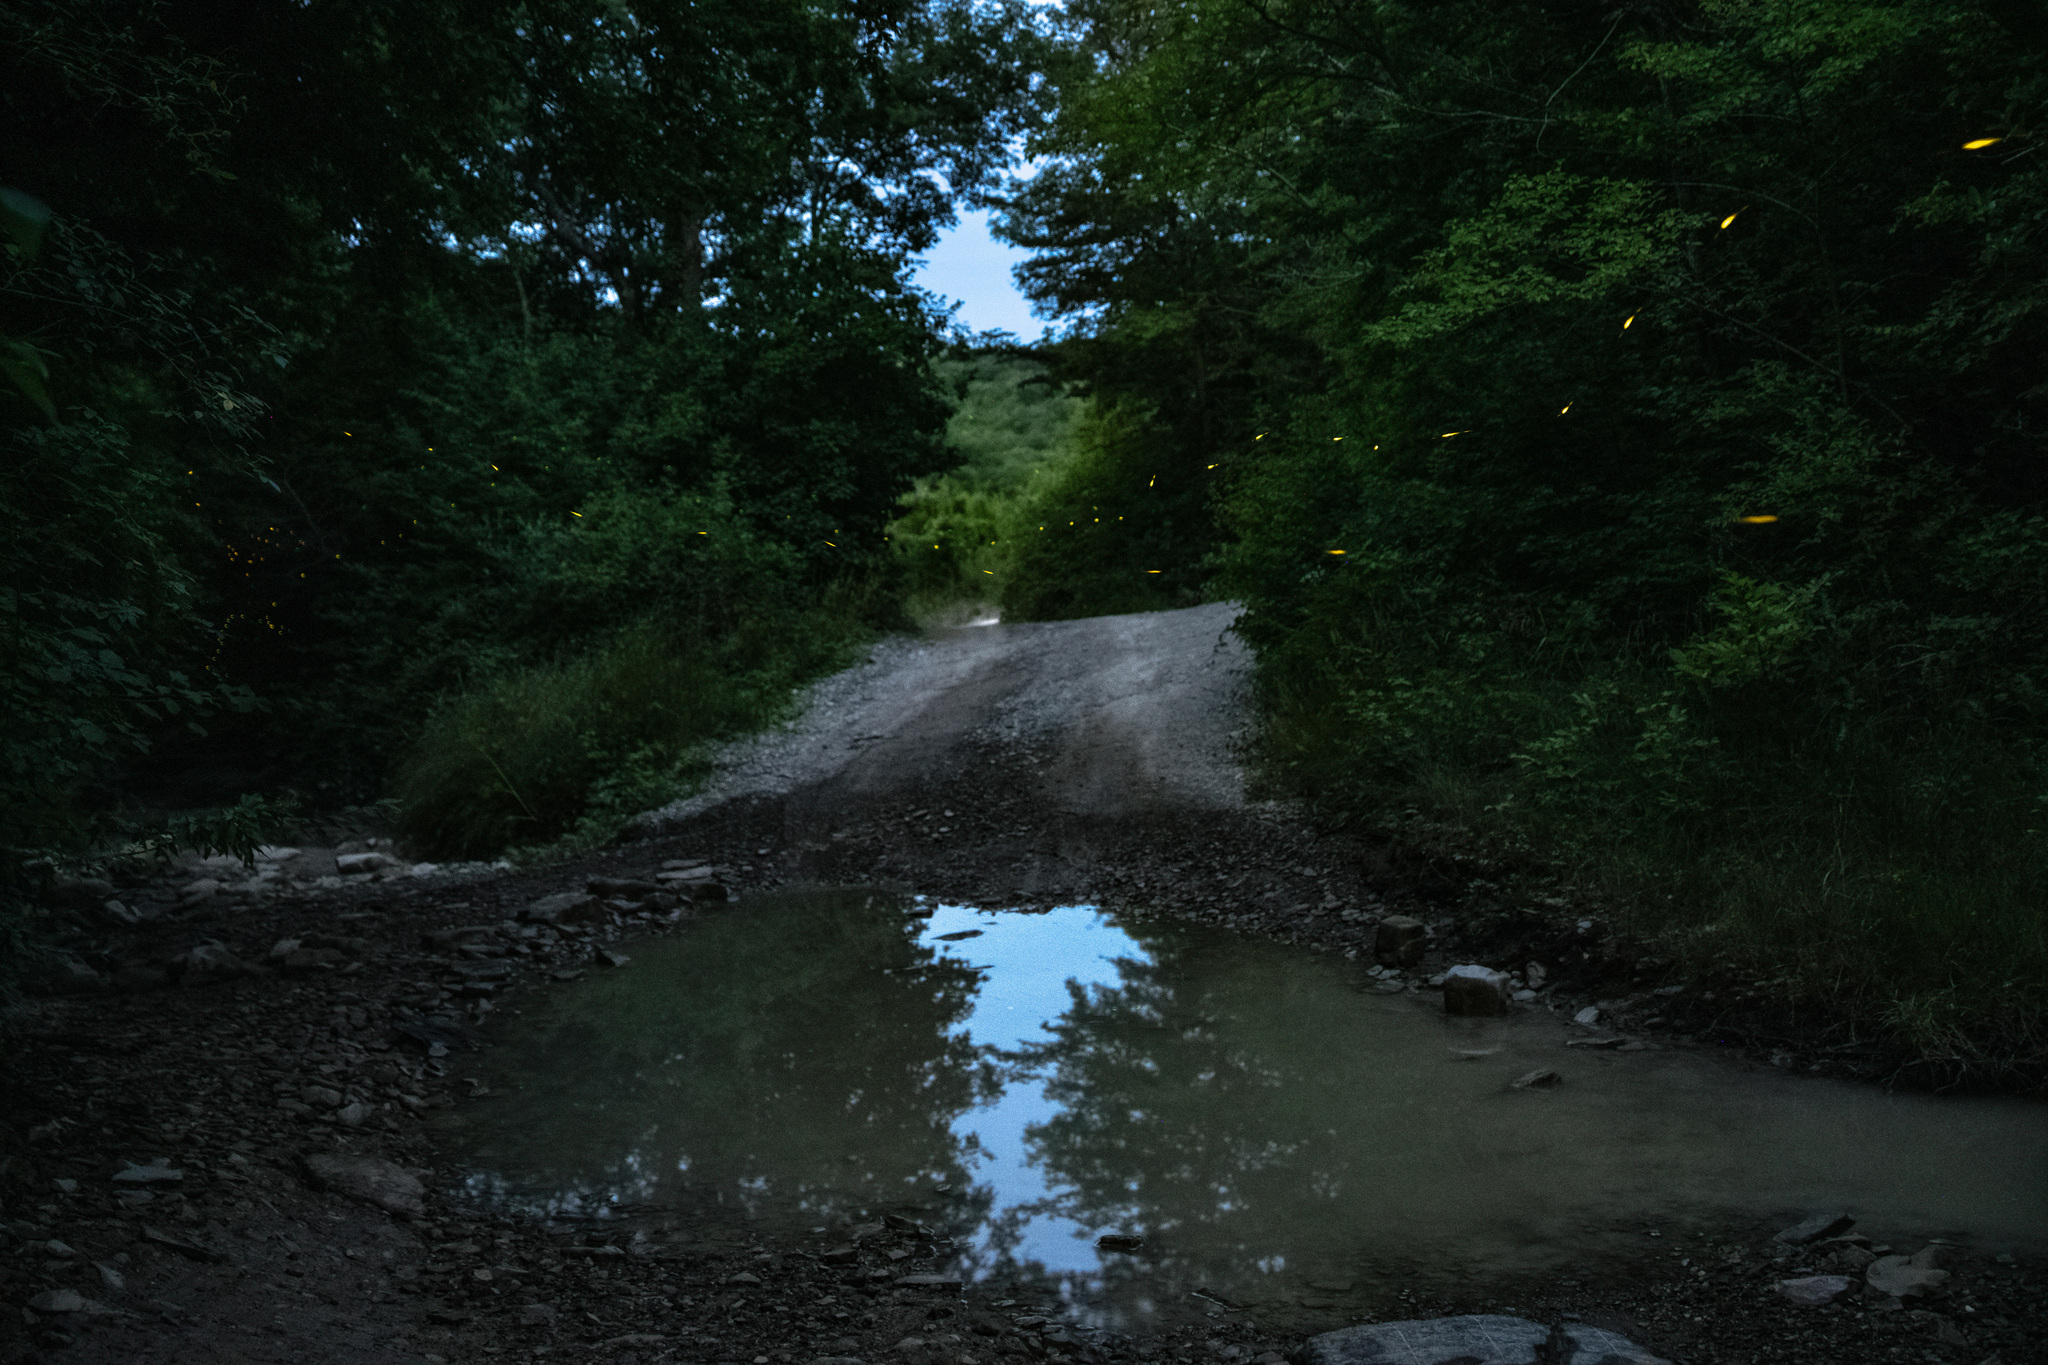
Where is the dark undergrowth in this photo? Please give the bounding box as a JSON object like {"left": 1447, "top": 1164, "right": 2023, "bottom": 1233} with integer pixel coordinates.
{"left": 1248, "top": 627, "right": 2048, "bottom": 1095}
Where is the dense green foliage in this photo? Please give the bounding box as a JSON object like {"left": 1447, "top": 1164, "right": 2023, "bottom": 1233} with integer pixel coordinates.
{"left": 1007, "top": 0, "right": 2048, "bottom": 1083}
{"left": 1, "top": 0, "right": 1050, "bottom": 956}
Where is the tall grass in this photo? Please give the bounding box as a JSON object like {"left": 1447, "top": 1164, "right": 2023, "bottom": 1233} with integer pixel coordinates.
{"left": 394, "top": 614, "right": 867, "bottom": 860}
{"left": 1254, "top": 622, "right": 2048, "bottom": 1091}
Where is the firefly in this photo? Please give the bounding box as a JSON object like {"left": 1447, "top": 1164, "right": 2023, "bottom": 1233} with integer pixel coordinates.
{"left": 1623, "top": 313, "right": 1637, "bottom": 329}
{"left": 1147, "top": 570, "right": 1162, "bottom": 574}
{"left": 1719, "top": 207, "right": 1747, "bottom": 229}
{"left": 1560, "top": 402, "right": 1573, "bottom": 414}
{"left": 1149, "top": 475, "right": 1157, "bottom": 487}
{"left": 1736, "top": 514, "right": 1779, "bottom": 524}
{"left": 1963, "top": 137, "right": 2003, "bottom": 150}
{"left": 570, "top": 511, "right": 582, "bottom": 517}
{"left": 1327, "top": 550, "right": 1346, "bottom": 555}
{"left": 1440, "top": 430, "right": 1468, "bottom": 438}
{"left": 983, "top": 570, "right": 995, "bottom": 575}
{"left": 1207, "top": 464, "right": 1218, "bottom": 469}
{"left": 824, "top": 541, "right": 836, "bottom": 547}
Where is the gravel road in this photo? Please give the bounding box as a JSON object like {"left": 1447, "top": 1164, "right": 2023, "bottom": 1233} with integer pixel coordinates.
{"left": 634, "top": 600, "right": 1256, "bottom": 835}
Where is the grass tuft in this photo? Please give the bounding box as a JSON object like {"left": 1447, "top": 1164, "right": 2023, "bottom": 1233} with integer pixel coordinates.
{"left": 394, "top": 615, "right": 865, "bottom": 861}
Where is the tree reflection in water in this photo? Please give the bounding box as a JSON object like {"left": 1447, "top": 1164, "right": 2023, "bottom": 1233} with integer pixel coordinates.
{"left": 448, "top": 889, "right": 1003, "bottom": 1229}
{"left": 981, "top": 920, "right": 1335, "bottom": 1298}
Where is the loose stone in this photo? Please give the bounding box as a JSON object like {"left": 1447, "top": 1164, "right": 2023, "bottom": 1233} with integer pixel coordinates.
{"left": 1773, "top": 1211, "right": 1855, "bottom": 1246}
{"left": 1442, "top": 964, "right": 1511, "bottom": 1016}
{"left": 1773, "top": 1275, "right": 1852, "bottom": 1306}
{"left": 301, "top": 1152, "right": 426, "bottom": 1216}
{"left": 1374, "top": 915, "right": 1427, "bottom": 968}
{"left": 1866, "top": 1254, "right": 1950, "bottom": 1298}
{"left": 1305, "top": 1314, "right": 1668, "bottom": 1365}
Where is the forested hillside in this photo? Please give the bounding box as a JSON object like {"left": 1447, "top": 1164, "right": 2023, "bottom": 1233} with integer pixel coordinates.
{"left": 2, "top": 0, "right": 1049, "bottom": 923}
{"left": 993, "top": 0, "right": 2046, "bottom": 1080}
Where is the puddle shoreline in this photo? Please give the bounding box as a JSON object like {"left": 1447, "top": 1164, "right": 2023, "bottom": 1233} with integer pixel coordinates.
{"left": 438, "top": 889, "right": 2048, "bottom": 1332}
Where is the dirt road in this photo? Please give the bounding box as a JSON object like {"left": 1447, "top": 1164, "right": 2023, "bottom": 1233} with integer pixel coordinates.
{"left": 631, "top": 601, "right": 1264, "bottom": 899}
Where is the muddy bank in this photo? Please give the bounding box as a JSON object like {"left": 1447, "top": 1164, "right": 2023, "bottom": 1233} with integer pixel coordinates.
{"left": 3, "top": 606, "right": 2043, "bottom": 1365}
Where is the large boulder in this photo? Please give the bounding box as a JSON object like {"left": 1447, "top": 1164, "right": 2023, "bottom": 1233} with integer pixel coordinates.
{"left": 1304, "top": 1315, "right": 1667, "bottom": 1365}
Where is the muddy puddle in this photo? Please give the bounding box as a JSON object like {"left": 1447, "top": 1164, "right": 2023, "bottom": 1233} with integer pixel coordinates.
{"left": 433, "top": 889, "right": 2048, "bottom": 1328}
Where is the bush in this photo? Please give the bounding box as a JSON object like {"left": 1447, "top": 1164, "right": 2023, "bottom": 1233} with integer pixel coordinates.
{"left": 395, "top": 611, "right": 866, "bottom": 860}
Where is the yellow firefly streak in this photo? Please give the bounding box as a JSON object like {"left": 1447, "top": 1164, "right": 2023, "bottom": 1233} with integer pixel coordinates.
{"left": 1440, "top": 430, "right": 1468, "bottom": 438}
{"left": 1148, "top": 475, "right": 1156, "bottom": 487}
{"left": 1147, "top": 570, "right": 1161, "bottom": 574}
{"left": 983, "top": 570, "right": 995, "bottom": 575}
{"left": 824, "top": 541, "right": 836, "bottom": 547}
{"left": 1207, "top": 464, "right": 1218, "bottom": 469}
{"left": 1560, "top": 402, "right": 1573, "bottom": 414}
{"left": 570, "top": 511, "right": 582, "bottom": 517}
{"left": 1719, "top": 207, "right": 1747, "bottom": 229}
{"left": 1737, "top": 514, "right": 1779, "bottom": 524}
{"left": 1623, "top": 314, "right": 1637, "bottom": 329}
{"left": 1327, "top": 550, "right": 1346, "bottom": 555}
{"left": 1963, "top": 137, "right": 2003, "bottom": 150}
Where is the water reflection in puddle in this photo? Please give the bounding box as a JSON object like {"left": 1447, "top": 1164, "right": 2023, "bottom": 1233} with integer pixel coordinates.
{"left": 438, "top": 889, "right": 2048, "bottom": 1325}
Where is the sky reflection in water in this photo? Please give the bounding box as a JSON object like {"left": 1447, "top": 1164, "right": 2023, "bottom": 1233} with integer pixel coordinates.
{"left": 440, "top": 889, "right": 2048, "bottom": 1317}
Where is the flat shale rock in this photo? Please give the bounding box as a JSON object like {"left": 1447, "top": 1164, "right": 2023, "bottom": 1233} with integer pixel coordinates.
{"left": 1772, "top": 1211, "right": 1855, "bottom": 1246}
{"left": 301, "top": 1152, "right": 425, "bottom": 1216}
{"left": 1305, "top": 1315, "right": 1668, "bottom": 1365}
{"left": 1773, "top": 1275, "right": 1852, "bottom": 1306}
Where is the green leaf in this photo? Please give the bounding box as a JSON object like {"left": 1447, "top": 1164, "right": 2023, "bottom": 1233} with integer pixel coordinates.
{"left": 0, "top": 338, "right": 55, "bottom": 420}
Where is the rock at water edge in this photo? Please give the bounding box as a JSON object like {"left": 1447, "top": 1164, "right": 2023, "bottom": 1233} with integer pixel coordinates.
{"left": 1773, "top": 1211, "right": 1855, "bottom": 1246}
{"left": 1307, "top": 1314, "right": 1670, "bottom": 1365}
{"left": 1442, "top": 965, "right": 1511, "bottom": 1017}
{"left": 301, "top": 1153, "right": 424, "bottom": 1216}
{"left": 1374, "top": 916, "right": 1427, "bottom": 969}
{"left": 1866, "top": 1255, "right": 1950, "bottom": 1299}
{"left": 519, "top": 890, "right": 604, "bottom": 924}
